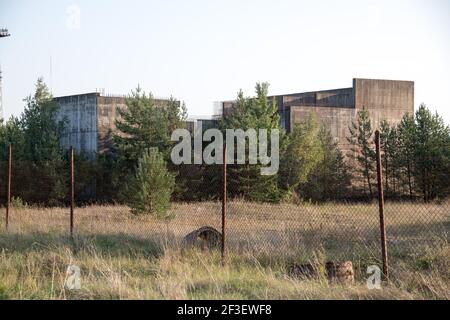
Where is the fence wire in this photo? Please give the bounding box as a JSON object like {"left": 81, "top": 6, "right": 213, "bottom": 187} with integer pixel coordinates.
{"left": 0, "top": 150, "right": 449, "bottom": 272}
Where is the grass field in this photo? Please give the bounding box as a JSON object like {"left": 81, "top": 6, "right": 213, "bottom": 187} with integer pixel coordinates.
{"left": 0, "top": 201, "right": 448, "bottom": 300}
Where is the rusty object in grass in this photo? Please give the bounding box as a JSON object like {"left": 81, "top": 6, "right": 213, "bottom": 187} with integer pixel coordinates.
{"left": 289, "top": 263, "right": 319, "bottom": 279}
{"left": 183, "top": 226, "right": 222, "bottom": 250}
{"left": 325, "top": 261, "right": 354, "bottom": 285}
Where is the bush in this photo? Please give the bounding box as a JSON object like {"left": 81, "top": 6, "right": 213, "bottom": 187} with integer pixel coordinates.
{"left": 11, "top": 197, "right": 28, "bottom": 209}
{"left": 126, "top": 148, "right": 175, "bottom": 219}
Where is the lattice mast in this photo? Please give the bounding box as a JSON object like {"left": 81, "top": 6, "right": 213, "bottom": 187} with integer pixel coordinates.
{"left": 0, "top": 28, "right": 11, "bottom": 120}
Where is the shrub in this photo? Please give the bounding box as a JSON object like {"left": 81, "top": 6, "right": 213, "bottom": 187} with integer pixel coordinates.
{"left": 11, "top": 196, "right": 28, "bottom": 209}
{"left": 126, "top": 148, "right": 175, "bottom": 219}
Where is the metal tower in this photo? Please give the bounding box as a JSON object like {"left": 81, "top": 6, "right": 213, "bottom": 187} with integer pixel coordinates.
{"left": 0, "top": 28, "right": 10, "bottom": 121}
{"left": 0, "top": 29, "right": 11, "bottom": 38}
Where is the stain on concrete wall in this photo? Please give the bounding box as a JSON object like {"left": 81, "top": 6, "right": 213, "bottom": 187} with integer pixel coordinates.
{"left": 96, "top": 96, "right": 127, "bottom": 155}
{"left": 55, "top": 93, "right": 98, "bottom": 155}
{"left": 354, "top": 78, "right": 414, "bottom": 128}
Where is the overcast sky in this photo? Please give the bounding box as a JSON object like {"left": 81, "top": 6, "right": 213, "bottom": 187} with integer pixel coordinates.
{"left": 1, "top": 0, "right": 450, "bottom": 123}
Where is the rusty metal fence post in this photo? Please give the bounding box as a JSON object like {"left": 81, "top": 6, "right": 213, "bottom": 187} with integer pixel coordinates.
{"left": 221, "top": 143, "right": 227, "bottom": 265}
{"left": 5, "top": 144, "right": 12, "bottom": 230}
{"left": 70, "top": 146, "right": 74, "bottom": 237}
{"left": 375, "top": 130, "right": 389, "bottom": 279}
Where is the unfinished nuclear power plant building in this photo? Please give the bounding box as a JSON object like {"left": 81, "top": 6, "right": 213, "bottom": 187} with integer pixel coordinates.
{"left": 55, "top": 92, "right": 178, "bottom": 156}
{"left": 221, "top": 78, "right": 414, "bottom": 155}
{"left": 55, "top": 78, "right": 414, "bottom": 157}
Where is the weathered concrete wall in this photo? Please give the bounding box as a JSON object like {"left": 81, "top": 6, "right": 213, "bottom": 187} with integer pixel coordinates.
{"left": 96, "top": 96, "right": 127, "bottom": 155}
{"left": 283, "top": 88, "right": 354, "bottom": 108}
{"left": 354, "top": 78, "right": 414, "bottom": 128}
{"left": 221, "top": 78, "right": 414, "bottom": 160}
{"left": 289, "top": 105, "right": 356, "bottom": 156}
{"left": 221, "top": 87, "right": 355, "bottom": 132}
{"left": 55, "top": 93, "right": 98, "bottom": 155}
{"left": 282, "top": 87, "right": 354, "bottom": 132}
{"left": 57, "top": 94, "right": 181, "bottom": 156}
{"left": 286, "top": 79, "right": 414, "bottom": 159}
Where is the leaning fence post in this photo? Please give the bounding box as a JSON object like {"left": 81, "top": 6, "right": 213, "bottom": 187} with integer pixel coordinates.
{"left": 70, "top": 146, "right": 74, "bottom": 237}
{"left": 221, "top": 143, "right": 227, "bottom": 266}
{"left": 5, "top": 144, "right": 12, "bottom": 230}
{"left": 375, "top": 130, "right": 389, "bottom": 279}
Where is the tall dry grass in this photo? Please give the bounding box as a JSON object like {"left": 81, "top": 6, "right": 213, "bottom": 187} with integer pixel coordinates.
{"left": 0, "top": 201, "right": 448, "bottom": 299}
{"left": 1, "top": 201, "right": 448, "bottom": 259}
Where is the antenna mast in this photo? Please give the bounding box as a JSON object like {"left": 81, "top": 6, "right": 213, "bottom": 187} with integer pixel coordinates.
{"left": 0, "top": 28, "right": 11, "bottom": 121}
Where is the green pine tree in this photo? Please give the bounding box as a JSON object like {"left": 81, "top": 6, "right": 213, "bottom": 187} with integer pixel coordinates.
{"left": 413, "top": 104, "right": 450, "bottom": 201}
{"left": 114, "top": 86, "right": 186, "bottom": 196}
{"left": 126, "top": 148, "right": 175, "bottom": 218}
{"left": 220, "top": 83, "right": 285, "bottom": 202}
{"left": 279, "top": 113, "right": 323, "bottom": 197}
{"left": 20, "top": 78, "right": 67, "bottom": 205}
{"left": 348, "top": 107, "right": 376, "bottom": 198}
{"left": 298, "top": 126, "right": 351, "bottom": 201}
{"left": 397, "top": 113, "right": 416, "bottom": 198}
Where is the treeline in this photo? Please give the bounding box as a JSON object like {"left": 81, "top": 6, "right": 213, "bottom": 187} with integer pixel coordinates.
{"left": 0, "top": 79, "right": 449, "bottom": 211}
{"left": 219, "top": 83, "right": 351, "bottom": 203}
{"left": 0, "top": 79, "right": 68, "bottom": 206}
{"left": 349, "top": 105, "right": 450, "bottom": 202}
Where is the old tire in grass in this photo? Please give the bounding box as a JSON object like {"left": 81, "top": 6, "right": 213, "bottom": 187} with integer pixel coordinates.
{"left": 325, "top": 261, "right": 354, "bottom": 285}
{"left": 183, "top": 226, "right": 222, "bottom": 250}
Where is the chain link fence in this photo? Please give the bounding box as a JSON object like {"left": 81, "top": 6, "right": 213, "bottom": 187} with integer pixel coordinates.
{"left": 0, "top": 138, "right": 449, "bottom": 276}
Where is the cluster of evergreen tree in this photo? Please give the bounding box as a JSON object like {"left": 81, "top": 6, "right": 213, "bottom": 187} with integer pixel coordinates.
{"left": 1, "top": 78, "right": 448, "bottom": 213}
{"left": 219, "top": 83, "right": 352, "bottom": 203}
{"left": 0, "top": 79, "right": 68, "bottom": 205}
{"left": 104, "top": 86, "right": 187, "bottom": 216}
{"left": 348, "top": 105, "right": 450, "bottom": 201}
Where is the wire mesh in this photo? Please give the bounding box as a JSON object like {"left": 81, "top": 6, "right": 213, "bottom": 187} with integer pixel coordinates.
{"left": 0, "top": 150, "right": 448, "bottom": 271}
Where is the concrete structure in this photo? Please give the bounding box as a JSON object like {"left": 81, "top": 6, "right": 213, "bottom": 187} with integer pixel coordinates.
{"left": 55, "top": 78, "right": 414, "bottom": 159}
{"left": 55, "top": 93, "right": 178, "bottom": 156}
{"left": 221, "top": 78, "right": 414, "bottom": 155}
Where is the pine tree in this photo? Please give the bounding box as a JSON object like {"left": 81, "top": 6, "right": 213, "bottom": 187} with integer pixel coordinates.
{"left": 379, "top": 120, "right": 401, "bottom": 196}
{"left": 387, "top": 126, "right": 401, "bottom": 195}
{"left": 279, "top": 113, "right": 323, "bottom": 196}
{"left": 220, "top": 83, "right": 285, "bottom": 202}
{"left": 413, "top": 104, "right": 450, "bottom": 201}
{"left": 115, "top": 87, "right": 171, "bottom": 165}
{"left": 397, "top": 113, "right": 416, "bottom": 198}
{"left": 20, "top": 78, "right": 67, "bottom": 205}
{"left": 114, "top": 86, "right": 186, "bottom": 196}
{"left": 379, "top": 120, "right": 391, "bottom": 194}
{"left": 298, "top": 126, "right": 351, "bottom": 201}
{"left": 348, "top": 107, "right": 376, "bottom": 198}
{"left": 126, "top": 149, "right": 175, "bottom": 218}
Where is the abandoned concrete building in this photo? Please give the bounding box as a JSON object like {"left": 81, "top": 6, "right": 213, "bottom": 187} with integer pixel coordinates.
{"left": 221, "top": 78, "right": 414, "bottom": 155}
{"left": 55, "top": 78, "right": 414, "bottom": 158}
{"left": 55, "top": 93, "right": 178, "bottom": 156}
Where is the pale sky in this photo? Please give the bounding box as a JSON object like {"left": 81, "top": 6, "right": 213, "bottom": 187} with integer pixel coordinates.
{"left": 1, "top": 0, "right": 450, "bottom": 123}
